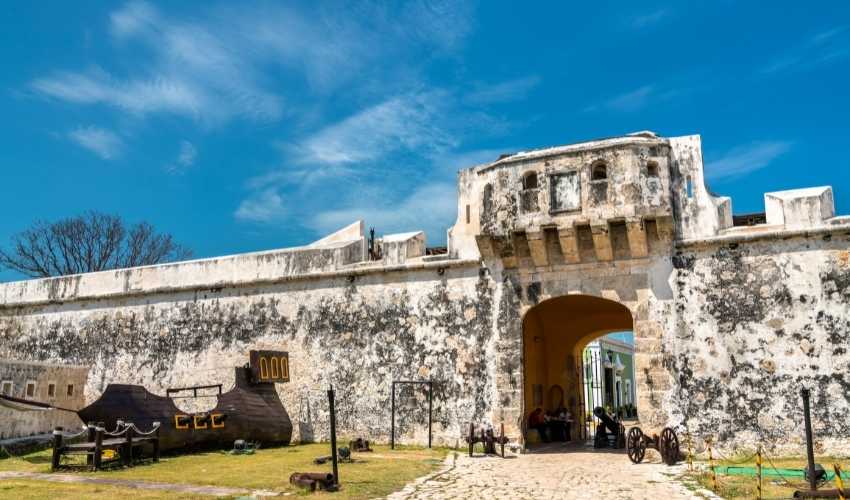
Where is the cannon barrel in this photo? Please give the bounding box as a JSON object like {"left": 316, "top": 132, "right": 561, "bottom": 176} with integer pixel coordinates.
{"left": 592, "top": 407, "right": 620, "bottom": 435}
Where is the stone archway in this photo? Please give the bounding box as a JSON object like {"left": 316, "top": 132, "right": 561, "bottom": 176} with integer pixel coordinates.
{"left": 521, "top": 294, "right": 635, "bottom": 443}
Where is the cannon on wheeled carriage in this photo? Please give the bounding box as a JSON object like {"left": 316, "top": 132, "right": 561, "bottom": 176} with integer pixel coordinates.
{"left": 626, "top": 426, "right": 680, "bottom": 465}
{"left": 592, "top": 407, "right": 625, "bottom": 449}
{"left": 465, "top": 422, "right": 509, "bottom": 457}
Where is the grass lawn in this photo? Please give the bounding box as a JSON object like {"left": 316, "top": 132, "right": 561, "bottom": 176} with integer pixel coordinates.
{"left": 691, "top": 455, "right": 850, "bottom": 499}
{"left": 0, "top": 480, "right": 200, "bottom": 499}
{"left": 0, "top": 443, "right": 447, "bottom": 499}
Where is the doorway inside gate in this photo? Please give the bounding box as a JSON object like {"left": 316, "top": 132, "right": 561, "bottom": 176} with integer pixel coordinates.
{"left": 522, "top": 295, "right": 636, "bottom": 446}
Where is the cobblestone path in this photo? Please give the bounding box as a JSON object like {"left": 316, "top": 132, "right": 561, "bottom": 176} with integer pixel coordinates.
{"left": 388, "top": 443, "right": 715, "bottom": 500}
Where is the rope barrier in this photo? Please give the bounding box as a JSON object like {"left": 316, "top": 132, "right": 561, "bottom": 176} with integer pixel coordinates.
{"left": 53, "top": 428, "right": 89, "bottom": 440}
{"left": 129, "top": 422, "right": 161, "bottom": 436}
{"left": 761, "top": 449, "right": 812, "bottom": 491}
{"left": 836, "top": 464, "right": 846, "bottom": 500}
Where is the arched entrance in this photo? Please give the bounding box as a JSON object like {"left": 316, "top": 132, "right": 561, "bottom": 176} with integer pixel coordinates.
{"left": 522, "top": 294, "right": 634, "bottom": 444}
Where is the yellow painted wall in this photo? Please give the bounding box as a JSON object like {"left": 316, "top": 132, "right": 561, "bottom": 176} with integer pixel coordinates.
{"left": 522, "top": 295, "right": 632, "bottom": 431}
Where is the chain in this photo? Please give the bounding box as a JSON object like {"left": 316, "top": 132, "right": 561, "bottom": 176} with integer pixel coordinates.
{"left": 835, "top": 464, "right": 846, "bottom": 500}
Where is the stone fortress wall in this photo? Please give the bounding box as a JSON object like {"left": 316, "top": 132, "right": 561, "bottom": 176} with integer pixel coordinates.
{"left": 1, "top": 131, "right": 848, "bottom": 453}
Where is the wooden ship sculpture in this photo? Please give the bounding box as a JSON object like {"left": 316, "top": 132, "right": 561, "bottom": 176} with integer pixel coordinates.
{"left": 1, "top": 350, "right": 293, "bottom": 453}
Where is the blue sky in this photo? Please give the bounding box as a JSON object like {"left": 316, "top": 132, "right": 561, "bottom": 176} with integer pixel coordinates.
{"left": 2, "top": 1, "right": 849, "bottom": 282}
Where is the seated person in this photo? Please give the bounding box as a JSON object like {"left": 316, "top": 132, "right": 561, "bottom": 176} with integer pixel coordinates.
{"left": 528, "top": 408, "right": 549, "bottom": 442}
{"left": 559, "top": 408, "right": 573, "bottom": 442}
{"left": 547, "top": 409, "right": 566, "bottom": 441}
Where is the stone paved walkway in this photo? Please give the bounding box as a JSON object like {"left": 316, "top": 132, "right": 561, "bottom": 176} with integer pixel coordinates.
{"left": 387, "top": 443, "right": 716, "bottom": 500}
{"left": 0, "top": 470, "right": 279, "bottom": 497}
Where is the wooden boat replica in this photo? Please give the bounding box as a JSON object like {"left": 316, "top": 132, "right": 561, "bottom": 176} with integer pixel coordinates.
{"left": 1, "top": 350, "right": 293, "bottom": 452}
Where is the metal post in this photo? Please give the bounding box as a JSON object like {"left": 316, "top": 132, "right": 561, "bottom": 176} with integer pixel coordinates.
{"left": 802, "top": 387, "right": 817, "bottom": 491}
{"left": 390, "top": 382, "right": 396, "bottom": 450}
{"left": 427, "top": 382, "right": 433, "bottom": 449}
{"left": 51, "top": 427, "right": 63, "bottom": 471}
{"left": 328, "top": 386, "right": 339, "bottom": 487}
{"left": 756, "top": 445, "right": 763, "bottom": 500}
{"left": 708, "top": 440, "right": 717, "bottom": 492}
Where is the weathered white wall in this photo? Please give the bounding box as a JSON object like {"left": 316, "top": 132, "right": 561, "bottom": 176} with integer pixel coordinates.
{"left": 667, "top": 233, "right": 850, "bottom": 454}
{"left": 0, "top": 360, "right": 88, "bottom": 439}
{"left": 0, "top": 263, "right": 521, "bottom": 446}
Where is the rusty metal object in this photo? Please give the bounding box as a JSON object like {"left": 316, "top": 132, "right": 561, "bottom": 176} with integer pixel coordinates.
{"left": 290, "top": 472, "right": 336, "bottom": 491}
{"left": 592, "top": 407, "right": 625, "bottom": 449}
{"left": 626, "top": 426, "right": 680, "bottom": 466}
{"left": 465, "top": 422, "right": 509, "bottom": 458}
{"left": 349, "top": 438, "right": 372, "bottom": 452}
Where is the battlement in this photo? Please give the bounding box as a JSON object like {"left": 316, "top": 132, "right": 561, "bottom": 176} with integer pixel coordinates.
{"left": 448, "top": 132, "right": 849, "bottom": 266}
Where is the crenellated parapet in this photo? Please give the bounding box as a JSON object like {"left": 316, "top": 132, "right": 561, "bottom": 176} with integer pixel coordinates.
{"left": 448, "top": 132, "right": 850, "bottom": 265}
{"left": 450, "top": 132, "right": 679, "bottom": 267}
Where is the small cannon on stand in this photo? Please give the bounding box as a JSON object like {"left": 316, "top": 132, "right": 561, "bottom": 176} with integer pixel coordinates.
{"left": 592, "top": 407, "right": 625, "bottom": 449}
{"left": 626, "top": 427, "right": 680, "bottom": 465}
{"left": 465, "top": 422, "right": 509, "bottom": 458}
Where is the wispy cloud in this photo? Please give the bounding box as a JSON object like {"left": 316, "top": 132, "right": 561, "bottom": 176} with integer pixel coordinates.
{"left": 177, "top": 141, "right": 197, "bottom": 167}
{"left": 165, "top": 140, "right": 197, "bottom": 173}
{"left": 705, "top": 141, "right": 792, "bottom": 180}
{"left": 312, "top": 182, "right": 458, "bottom": 240}
{"left": 629, "top": 8, "right": 670, "bottom": 30}
{"left": 32, "top": 1, "right": 475, "bottom": 127}
{"left": 465, "top": 76, "right": 541, "bottom": 105}
{"left": 68, "top": 126, "right": 123, "bottom": 160}
{"left": 234, "top": 189, "right": 287, "bottom": 223}
{"left": 291, "top": 91, "right": 456, "bottom": 170}
{"left": 761, "top": 26, "right": 849, "bottom": 75}
{"left": 585, "top": 84, "right": 655, "bottom": 113}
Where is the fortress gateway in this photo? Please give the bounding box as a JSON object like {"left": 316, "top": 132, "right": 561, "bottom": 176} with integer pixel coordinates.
{"left": 2, "top": 132, "right": 849, "bottom": 452}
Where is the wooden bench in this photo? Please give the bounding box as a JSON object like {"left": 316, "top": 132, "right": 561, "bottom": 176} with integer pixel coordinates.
{"left": 52, "top": 422, "right": 160, "bottom": 471}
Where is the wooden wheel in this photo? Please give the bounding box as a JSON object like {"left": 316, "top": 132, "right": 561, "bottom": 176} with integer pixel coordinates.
{"left": 468, "top": 423, "right": 475, "bottom": 457}
{"left": 659, "top": 428, "right": 680, "bottom": 465}
{"left": 626, "top": 427, "right": 646, "bottom": 464}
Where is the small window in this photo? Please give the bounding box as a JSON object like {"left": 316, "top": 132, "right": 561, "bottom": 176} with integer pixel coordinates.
{"left": 1, "top": 381, "right": 12, "bottom": 396}
{"left": 48, "top": 383, "right": 56, "bottom": 398}
{"left": 271, "top": 357, "right": 280, "bottom": 379}
{"left": 25, "top": 382, "right": 36, "bottom": 398}
{"left": 646, "top": 162, "right": 659, "bottom": 178}
{"left": 591, "top": 163, "right": 608, "bottom": 181}
{"left": 465, "top": 204, "right": 470, "bottom": 224}
{"left": 522, "top": 172, "right": 538, "bottom": 190}
{"left": 686, "top": 177, "right": 693, "bottom": 199}
{"left": 67, "top": 384, "right": 75, "bottom": 397}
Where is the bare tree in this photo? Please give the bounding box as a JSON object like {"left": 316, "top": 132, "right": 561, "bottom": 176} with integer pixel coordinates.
{"left": 0, "top": 211, "right": 192, "bottom": 278}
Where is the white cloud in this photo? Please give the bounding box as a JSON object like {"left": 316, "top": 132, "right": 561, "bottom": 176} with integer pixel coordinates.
{"left": 165, "top": 140, "right": 197, "bottom": 173}
{"left": 313, "top": 182, "right": 457, "bottom": 243}
{"left": 761, "top": 26, "right": 849, "bottom": 75}
{"left": 234, "top": 189, "right": 287, "bottom": 223}
{"left": 465, "top": 76, "right": 541, "bottom": 105}
{"left": 32, "top": 1, "right": 476, "bottom": 126}
{"left": 705, "top": 141, "right": 792, "bottom": 180}
{"left": 68, "top": 126, "right": 123, "bottom": 159}
{"left": 33, "top": 69, "right": 204, "bottom": 117}
{"left": 585, "top": 85, "right": 655, "bottom": 113}
{"left": 292, "top": 91, "right": 457, "bottom": 167}
{"left": 178, "top": 141, "right": 197, "bottom": 167}
{"left": 630, "top": 9, "right": 670, "bottom": 30}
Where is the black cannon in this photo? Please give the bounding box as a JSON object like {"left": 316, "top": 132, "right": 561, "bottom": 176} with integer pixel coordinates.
{"left": 626, "top": 426, "right": 680, "bottom": 465}
{"left": 592, "top": 407, "right": 625, "bottom": 449}
{"left": 465, "top": 423, "right": 509, "bottom": 457}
